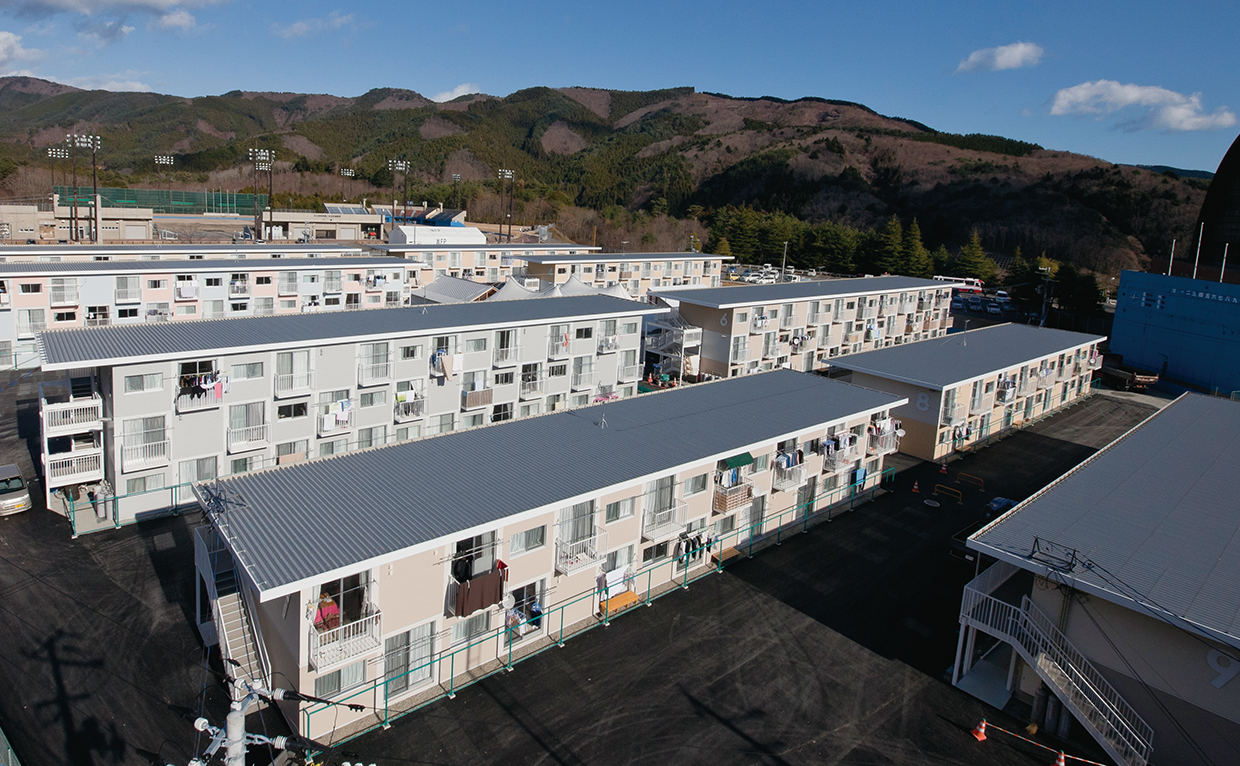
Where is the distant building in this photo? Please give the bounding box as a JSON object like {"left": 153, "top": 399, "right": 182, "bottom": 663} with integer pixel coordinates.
{"left": 1187, "top": 131, "right": 1240, "bottom": 281}
{"left": 0, "top": 243, "right": 366, "bottom": 263}
{"left": 264, "top": 203, "right": 383, "bottom": 242}
{"left": 388, "top": 225, "right": 485, "bottom": 246}
{"left": 956, "top": 393, "right": 1240, "bottom": 766}
{"left": 1110, "top": 270, "right": 1240, "bottom": 393}
{"left": 0, "top": 195, "right": 154, "bottom": 243}
{"left": 370, "top": 241, "right": 600, "bottom": 285}
{"left": 522, "top": 252, "right": 729, "bottom": 298}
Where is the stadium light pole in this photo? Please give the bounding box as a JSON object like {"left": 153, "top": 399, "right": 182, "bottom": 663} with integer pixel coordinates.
{"left": 248, "top": 148, "right": 272, "bottom": 241}
{"left": 65, "top": 134, "right": 80, "bottom": 241}
{"left": 388, "top": 158, "right": 408, "bottom": 226}
{"left": 498, "top": 168, "right": 514, "bottom": 241}
{"left": 74, "top": 135, "right": 101, "bottom": 242}
{"left": 339, "top": 167, "right": 354, "bottom": 201}
{"left": 452, "top": 173, "right": 461, "bottom": 210}
{"left": 47, "top": 146, "right": 68, "bottom": 203}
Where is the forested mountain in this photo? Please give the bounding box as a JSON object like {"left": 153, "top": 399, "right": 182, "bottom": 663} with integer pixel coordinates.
{"left": 0, "top": 78, "right": 1212, "bottom": 275}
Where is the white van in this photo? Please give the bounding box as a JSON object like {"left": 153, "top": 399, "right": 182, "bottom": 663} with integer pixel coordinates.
{"left": 0, "top": 464, "right": 31, "bottom": 515}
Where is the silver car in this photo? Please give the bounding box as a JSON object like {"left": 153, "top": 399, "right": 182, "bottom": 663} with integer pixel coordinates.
{"left": 0, "top": 464, "right": 31, "bottom": 515}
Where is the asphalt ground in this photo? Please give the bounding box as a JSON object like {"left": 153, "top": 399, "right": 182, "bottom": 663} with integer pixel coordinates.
{"left": 0, "top": 372, "right": 1161, "bottom": 766}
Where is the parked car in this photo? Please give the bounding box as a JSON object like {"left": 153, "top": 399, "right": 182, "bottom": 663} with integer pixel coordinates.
{"left": 805, "top": 269, "right": 817, "bottom": 277}
{"left": 995, "top": 290, "right": 1010, "bottom": 301}
{"left": 756, "top": 275, "right": 778, "bottom": 284}
{"left": 0, "top": 464, "right": 31, "bottom": 516}
{"left": 950, "top": 297, "right": 964, "bottom": 311}
{"left": 742, "top": 274, "right": 762, "bottom": 283}
{"left": 967, "top": 297, "right": 983, "bottom": 312}
{"left": 986, "top": 302, "right": 1002, "bottom": 316}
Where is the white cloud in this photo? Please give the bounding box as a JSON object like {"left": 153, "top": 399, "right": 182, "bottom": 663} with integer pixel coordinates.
{"left": 0, "top": 30, "right": 43, "bottom": 70}
{"left": 77, "top": 18, "right": 133, "bottom": 42}
{"left": 1051, "top": 79, "right": 1237, "bottom": 132}
{"left": 155, "top": 9, "right": 194, "bottom": 29}
{"left": 62, "top": 71, "right": 150, "bottom": 91}
{"left": 432, "top": 83, "right": 480, "bottom": 103}
{"left": 956, "top": 41, "right": 1043, "bottom": 73}
{"left": 1, "top": 2, "right": 219, "bottom": 38}
{"left": 270, "top": 10, "right": 354, "bottom": 39}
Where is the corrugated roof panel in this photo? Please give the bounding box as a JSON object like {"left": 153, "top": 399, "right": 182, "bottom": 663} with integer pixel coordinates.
{"left": 658, "top": 276, "right": 945, "bottom": 308}
{"left": 0, "top": 256, "right": 398, "bottom": 275}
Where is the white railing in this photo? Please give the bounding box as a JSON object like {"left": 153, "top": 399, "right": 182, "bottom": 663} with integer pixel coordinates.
{"left": 309, "top": 608, "right": 382, "bottom": 670}
{"left": 177, "top": 387, "right": 222, "bottom": 413}
{"left": 944, "top": 404, "right": 967, "bottom": 427}
{"left": 548, "top": 338, "right": 571, "bottom": 358}
{"left": 46, "top": 449, "right": 103, "bottom": 483}
{"left": 869, "top": 432, "right": 899, "bottom": 456}
{"left": 824, "top": 445, "right": 860, "bottom": 472}
{"left": 358, "top": 359, "right": 392, "bottom": 387}
{"left": 50, "top": 288, "right": 79, "bottom": 306}
{"left": 618, "top": 364, "right": 641, "bottom": 381}
{"left": 597, "top": 335, "right": 620, "bottom": 354}
{"left": 959, "top": 581, "right": 1153, "bottom": 766}
{"left": 228, "top": 281, "right": 250, "bottom": 297}
{"left": 115, "top": 287, "right": 142, "bottom": 303}
{"left": 493, "top": 345, "right": 521, "bottom": 367}
{"left": 779, "top": 314, "right": 796, "bottom": 329}
{"left": 996, "top": 387, "right": 1016, "bottom": 404}
{"left": 462, "top": 387, "right": 494, "bottom": 410}
{"left": 750, "top": 316, "right": 770, "bottom": 333}
{"left": 713, "top": 479, "right": 753, "bottom": 514}
{"left": 17, "top": 321, "right": 47, "bottom": 337}
{"left": 226, "top": 423, "right": 270, "bottom": 453}
{"left": 277, "top": 279, "right": 298, "bottom": 295}
{"left": 1036, "top": 373, "right": 1056, "bottom": 389}
{"left": 324, "top": 279, "right": 343, "bottom": 293}
{"left": 520, "top": 378, "right": 543, "bottom": 399}
{"left": 43, "top": 396, "right": 102, "bottom": 433}
{"left": 274, "top": 371, "right": 316, "bottom": 397}
{"left": 761, "top": 341, "right": 779, "bottom": 359}
{"left": 121, "top": 439, "right": 170, "bottom": 472}
{"left": 1018, "top": 380, "right": 1036, "bottom": 397}
{"left": 642, "top": 497, "right": 687, "bottom": 541}
{"left": 571, "top": 370, "right": 595, "bottom": 390}
{"left": 772, "top": 464, "right": 805, "bottom": 492}
{"left": 807, "top": 311, "right": 827, "bottom": 326}
{"left": 1087, "top": 356, "right": 1102, "bottom": 370}
{"left": 174, "top": 280, "right": 197, "bottom": 300}
{"left": 318, "top": 406, "right": 354, "bottom": 435}
{"left": 555, "top": 525, "right": 608, "bottom": 575}
{"left": 969, "top": 398, "right": 989, "bottom": 415}
{"left": 393, "top": 398, "right": 425, "bottom": 422}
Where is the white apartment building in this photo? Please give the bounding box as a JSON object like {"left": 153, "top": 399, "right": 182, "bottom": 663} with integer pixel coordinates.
{"left": 519, "top": 252, "right": 730, "bottom": 298}
{"left": 36, "top": 295, "right": 664, "bottom": 535}
{"left": 370, "top": 242, "right": 599, "bottom": 285}
{"left": 829, "top": 323, "right": 1104, "bottom": 461}
{"left": 189, "top": 369, "right": 907, "bottom": 741}
{"left": 0, "top": 257, "right": 415, "bottom": 369}
{"left": 956, "top": 394, "right": 1240, "bottom": 766}
{"left": 0, "top": 243, "right": 366, "bottom": 263}
{"left": 654, "top": 277, "right": 953, "bottom": 380}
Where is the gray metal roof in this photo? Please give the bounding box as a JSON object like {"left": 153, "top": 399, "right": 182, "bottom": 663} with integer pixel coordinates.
{"left": 0, "top": 244, "right": 363, "bottom": 256}
{"left": 969, "top": 394, "right": 1240, "bottom": 648}
{"left": 519, "top": 252, "right": 732, "bottom": 263}
{"left": 369, "top": 243, "right": 600, "bottom": 252}
{"left": 38, "top": 295, "right": 664, "bottom": 369}
{"left": 201, "top": 370, "right": 906, "bottom": 600}
{"left": 829, "top": 323, "right": 1105, "bottom": 390}
{"left": 414, "top": 275, "right": 495, "bottom": 304}
{"left": 658, "top": 276, "right": 946, "bottom": 308}
{"left": 0, "top": 256, "right": 401, "bottom": 275}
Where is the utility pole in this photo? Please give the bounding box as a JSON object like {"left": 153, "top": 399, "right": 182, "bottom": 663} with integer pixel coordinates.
{"left": 781, "top": 240, "right": 788, "bottom": 282}
{"left": 1166, "top": 238, "right": 1176, "bottom": 277}
{"left": 75, "top": 135, "right": 101, "bottom": 242}
{"left": 1221, "top": 243, "right": 1229, "bottom": 284}
{"left": 1192, "top": 221, "right": 1205, "bottom": 280}
{"left": 1038, "top": 266, "right": 1052, "bottom": 328}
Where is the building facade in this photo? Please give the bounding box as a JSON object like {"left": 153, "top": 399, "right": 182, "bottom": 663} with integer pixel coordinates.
{"left": 36, "top": 295, "right": 663, "bottom": 534}
{"left": 370, "top": 242, "right": 600, "bottom": 286}
{"left": 0, "top": 257, "right": 414, "bottom": 369}
{"left": 655, "top": 277, "right": 953, "bottom": 380}
{"left": 0, "top": 243, "right": 366, "bottom": 263}
{"left": 0, "top": 195, "right": 154, "bottom": 243}
{"left": 1110, "top": 270, "right": 1240, "bottom": 394}
{"left": 829, "top": 323, "right": 1104, "bottom": 461}
{"left": 957, "top": 394, "right": 1240, "bottom": 766}
{"left": 188, "top": 370, "right": 907, "bottom": 740}
{"left": 520, "top": 253, "right": 730, "bottom": 297}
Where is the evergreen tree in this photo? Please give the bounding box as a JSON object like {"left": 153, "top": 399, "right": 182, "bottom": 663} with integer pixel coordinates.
{"left": 903, "top": 218, "right": 933, "bottom": 278}
{"left": 876, "top": 215, "right": 905, "bottom": 274}
{"left": 809, "top": 222, "right": 857, "bottom": 274}
{"left": 953, "top": 229, "right": 997, "bottom": 282}
{"left": 930, "top": 244, "right": 952, "bottom": 275}
{"left": 726, "top": 206, "right": 761, "bottom": 260}
{"left": 712, "top": 236, "right": 733, "bottom": 258}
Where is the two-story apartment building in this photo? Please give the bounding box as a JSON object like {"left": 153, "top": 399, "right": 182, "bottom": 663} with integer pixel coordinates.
{"left": 36, "top": 295, "right": 664, "bottom": 534}
{"left": 0, "top": 257, "right": 416, "bottom": 369}
{"left": 518, "top": 253, "right": 730, "bottom": 297}
{"left": 654, "top": 277, "right": 953, "bottom": 379}
{"left": 828, "top": 323, "right": 1104, "bottom": 461}
{"left": 189, "top": 369, "right": 907, "bottom": 740}
{"left": 370, "top": 243, "right": 600, "bottom": 285}
{"left": 0, "top": 243, "right": 365, "bottom": 263}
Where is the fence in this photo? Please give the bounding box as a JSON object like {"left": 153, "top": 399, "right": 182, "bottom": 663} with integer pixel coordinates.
{"left": 298, "top": 467, "right": 894, "bottom": 750}
{"left": 54, "top": 186, "right": 268, "bottom": 216}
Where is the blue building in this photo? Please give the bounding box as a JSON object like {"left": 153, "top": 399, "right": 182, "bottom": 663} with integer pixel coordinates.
{"left": 1110, "top": 270, "right": 1240, "bottom": 393}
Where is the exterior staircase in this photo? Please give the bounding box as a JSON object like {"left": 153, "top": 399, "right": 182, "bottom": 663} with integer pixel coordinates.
{"left": 957, "top": 562, "right": 1153, "bottom": 766}
{"left": 195, "top": 526, "right": 269, "bottom": 700}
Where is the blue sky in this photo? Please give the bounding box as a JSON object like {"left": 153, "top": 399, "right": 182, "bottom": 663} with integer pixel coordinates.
{"left": 0, "top": 0, "right": 1235, "bottom": 170}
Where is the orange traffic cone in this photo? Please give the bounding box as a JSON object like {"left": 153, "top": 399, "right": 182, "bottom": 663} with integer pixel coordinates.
{"left": 1052, "top": 752, "right": 1065, "bottom": 766}
{"left": 940, "top": 462, "right": 948, "bottom": 474}
{"left": 971, "top": 719, "right": 987, "bottom": 742}
{"left": 912, "top": 481, "right": 920, "bottom": 493}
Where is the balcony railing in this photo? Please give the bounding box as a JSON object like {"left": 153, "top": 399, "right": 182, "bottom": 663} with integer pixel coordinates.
{"left": 824, "top": 445, "right": 860, "bottom": 472}
{"left": 115, "top": 287, "right": 142, "bottom": 303}
{"left": 493, "top": 345, "right": 521, "bottom": 367}
{"left": 176, "top": 387, "right": 221, "bottom": 413}
{"left": 226, "top": 423, "right": 270, "bottom": 453}
{"left": 17, "top": 321, "right": 47, "bottom": 337}
{"left": 277, "top": 280, "right": 299, "bottom": 296}
{"left": 519, "top": 378, "right": 543, "bottom": 399}
{"left": 43, "top": 395, "right": 102, "bottom": 435}
{"left": 121, "top": 439, "right": 170, "bottom": 472}
{"left": 713, "top": 479, "right": 753, "bottom": 514}
{"left": 318, "top": 406, "right": 354, "bottom": 435}
{"left": 228, "top": 281, "right": 250, "bottom": 297}
{"left": 173, "top": 281, "right": 197, "bottom": 301}
{"left": 1036, "top": 373, "right": 1056, "bottom": 389}
{"left": 642, "top": 498, "right": 687, "bottom": 542}
{"left": 462, "top": 387, "right": 494, "bottom": 410}
{"left": 393, "top": 397, "right": 425, "bottom": 423}
{"left": 779, "top": 314, "right": 796, "bottom": 329}
{"left": 1017, "top": 381, "right": 1036, "bottom": 397}
{"left": 868, "top": 432, "right": 899, "bottom": 456}
{"left": 597, "top": 335, "right": 621, "bottom": 354}
{"left": 323, "top": 279, "right": 343, "bottom": 293}
{"left": 969, "top": 398, "right": 989, "bottom": 415}
{"left": 46, "top": 449, "right": 103, "bottom": 484}
{"left": 772, "top": 464, "right": 805, "bottom": 492}
{"left": 1086, "top": 356, "right": 1102, "bottom": 370}
{"left": 618, "top": 364, "right": 641, "bottom": 381}
{"left": 50, "top": 288, "right": 79, "bottom": 306}
{"left": 806, "top": 312, "right": 827, "bottom": 326}
{"left": 571, "top": 370, "right": 595, "bottom": 390}
{"left": 761, "top": 341, "right": 779, "bottom": 359}
{"left": 358, "top": 359, "right": 392, "bottom": 387}
{"left": 996, "top": 387, "right": 1017, "bottom": 404}
{"left": 274, "top": 371, "right": 316, "bottom": 398}
{"left": 548, "top": 338, "right": 572, "bottom": 358}
{"left": 944, "top": 404, "right": 968, "bottom": 427}
{"left": 555, "top": 525, "right": 608, "bottom": 575}
{"left": 309, "top": 607, "right": 382, "bottom": 670}
{"left": 750, "top": 316, "right": 771, "bottom": 333}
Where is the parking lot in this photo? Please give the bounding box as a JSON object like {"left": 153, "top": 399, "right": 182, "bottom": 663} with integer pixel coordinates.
{"left": 0, "top": 375, "right": 1162, "bottom": 765}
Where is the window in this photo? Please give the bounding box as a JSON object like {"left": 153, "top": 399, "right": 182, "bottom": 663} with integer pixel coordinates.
{"left": 465, "top": 337, "right": 487, "bottom": 353}
{"left": 302, "top": 273, "right": 319, "bottom": 284}
{"left": 749, "top": 454, "right": 769, "bottom": 474}
{"left": 451, "top": 611, "right": 491, "bottom": 646}
{"left": 177, "top": 456, "right": 217, "bottom": 484}
{"left": 384, "top": 623, "right": 434, "bottom": 694}
{"left": 277, "top": 402, "right": 308, "bottom": 420}
{"left": 622, "top": 322, "right": 638, "bottom": 334}
{"left": 571, "top": 394, "right": 589, "bottom": 407}
{"left": 147, "top": 279, "right": 167, "bottom": 290}
{"left": 509, "top": 525, "right": 546, "bottom": 556}
{"left": 231, "top": 362, "right": 263, "bottom": 380}
{"left": 18, "top": 283, "right": 41, "bottom": 293}
{"left": 255, "top": 276, "right": 272, "bottom": 285}
{"left": 229, "top": 302, "right": 247, "bottom": 312}
{"left": 685, "top": 473, "right": 708, "bottom": 496}
{"left": 350, "top": 425, "right": 383, "bottom": 449}
{"left": 605, "top": 545, "right": 634, "bottom": 573}
{"left": 546, "top": 393, "right": 565, "bottom": 411}
{"left": 432, "top": 335, "right": 458, "bottom": 356}
{"left": 205, "top": 277, "right": 222, "bottom": 287}
{"left": 125, "top": 474, "right": 164, "bottom": 494}
{"left": 605, "top": 496, "right": 635, "bottom": 523}
{"left": 494, "top": 371, "right": 514, "bottom": 386}
{"left": 314, "top": 659, "right": 366, "bottom": 698}
{"left": 123, "top": 373, "right": 163, "bottom": 393}
{"left": 463, "top": 413, "right": 485, "bottom": 428}
{"left": 642, "top": 541, "right": 670, "bottom": 564}
{"left": 548, "top": 363, "right": 567, "bottom": 378}
{"left": 230, "top": 456, "right": 256, "bottom": 474}
{"left": 318, "top": 438, "right": 348, "bottom": 457}
{"left": 519, "top": 402, "right": 541, "bottom": 417}
{"left": 430, "top": 413, "right": 454, "bottom": 435}
{"left": 279, "top": 299, "right": 296, "bottom": 309}
{"left": 176, "top": 306, "right": 197, "bottom": 316}
{"left": 53, "top": 311, "right": 76, "bottom": 323}
{"left": 492, "top": 402, "right": 513, "bottom": 423}
{"left": 277, "top": 440, "right": 309, "bottom": 459}
{"left": 574, "top": 326, "right": 593, "bottom": 340}
{"left": 395, "top": 425, "right": 421, "bottom": 441}
{"left": 400, "top": 344, "right": 423, "bottom": 360}
{"left": 118, "top": 307, "right": 138, "bottom": 319}
{"left": 360, "top": 391, "right": 387, "bottom": 408}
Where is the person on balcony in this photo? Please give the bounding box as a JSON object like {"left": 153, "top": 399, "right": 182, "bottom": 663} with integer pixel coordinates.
{"left": 314, "top": 592, "right": 340, "bottom": 631}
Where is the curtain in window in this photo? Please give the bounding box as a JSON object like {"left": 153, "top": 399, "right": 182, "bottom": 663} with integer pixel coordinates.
{"left": 558, "top": 501, "right": 594, "bottom": 544}
{"left": 646, "top": 476, "right": 674, "bottom": 513}
{"left": 229, "top": 402, "right": 263, "bottom": 430}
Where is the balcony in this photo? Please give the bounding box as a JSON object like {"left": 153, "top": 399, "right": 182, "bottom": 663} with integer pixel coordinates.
{"left": 277, "top": 279, "right": 299, "bottom": 296}
{"left": 519, "top": 377, "right": 543, "bottom": 399}
{"left": 358, "top": 359, "right": 392, "bottom": 387}
{"left": 944, "top": 405, "right": 968, "bottom": 427}
{"left": 309, "top": 607, "right": 382, "bottom": 670}
{"left": 42, "top": 395, "right": 102, "bottom": 436}
{"left": 571, "top": 370, "right": 595, "bottom": 390}
{"left": 1036, "top": 373, "right": 1056, "bottom": 390}
{"left": 228, "top": 281, "right": 250, "bottom": 298}
{"left": 226, "top": 423, "right": 270, "bottom": 453}
{"left": 318, "top": 406, "right": 354, "bottom": 436}
{"left": 274, "top": 371, "right": 316, "bottom": 398}
{"left": 393, "top": 397, "right": 424, "bottom": 423}
{"left": 1086, "top": 355, "right": 1102, "bottom": 370}
{"left": 779, "top": 314, "right": 796, "bottom": 329}
{"left": 144, "top": 310, "right": 171, "bottom": 323}
{"left": 642, "top": 498, "right": 687, "bottom": 542}
{"left": 493, "top": 345, "right": 521, "bottom": 367}
{"left": 618, "top": 364, "right": 641, "bottom": 381}
{"left": 856, "top": 307, "right": 875, "bottom": 320}
{"left": 824, "top": 445, "right": 860, "bottom": 472}
{"left": 761, "top": 341, "right": 779, "bottom": 359}
{"left": 324, "top": 279, "right": 343, "bottom": 293}
{"left": 176, "top": 386, "right": 222, "bottom": 414}
{"left": 996, "top": 387, "right": 1016, "bottom": 404}
{"left": 868, "top": 432, "right": 899, "bottom": 456}
{"left": 772, "top": 464, "right": 805, "bottom": 492}
{"left": 45, "top": 448, "right": 103, "bottom": 485}
{"left": 713, "top": 479, "right": 753, "bottom": 514}
{"left": 50, "top": 288, "right": 79, "bottom": 306}
{"left": 749, "top": 315, "right": 771, "bottom": 334}
{"left": 17, "top": 320, "right": 47, "bottom": 337}
{"left": 547, "top": 338, "right": 571, "bottom": 359}
{"left": 462, "top": 387, "right": 494, "bottom": 410}
{"left": 173, "top": 280, "right": 198, "bottom": 301}
{"left": 555, "top": 525, "right": 608, "bottom": 575}
{"left": 969, "top": 398, "right": 989, "bottom": 415}
{"left": 597, "top": 335, "right": 621, "bottom": 354}
{"left": 1017, "top": 381, "right": 1036, "bottom": 397}
{"left": 115, "top": 287, "right": 142, "bottom": 303}
{"left": 806, "top": 311, "right": 827, "bottom": 326}
{"left": 121, "top": 439, "right": 170, "bottom": 472}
